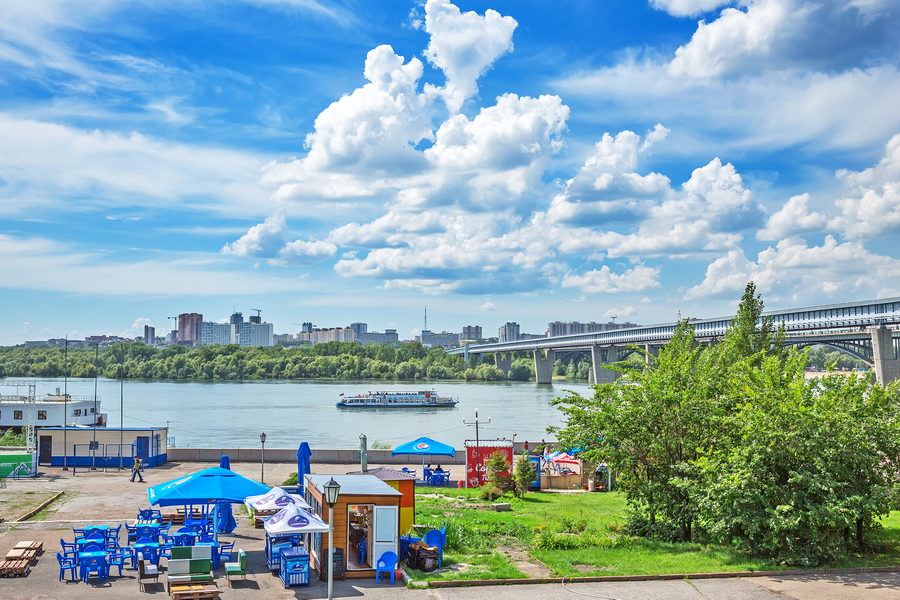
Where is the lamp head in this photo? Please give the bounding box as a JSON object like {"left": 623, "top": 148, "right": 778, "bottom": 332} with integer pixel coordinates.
{"left": 260, "top": 432, "right": 267, "bottom": 444}
{"left": 323, "top": 477, "right": 341, "bottom": 506}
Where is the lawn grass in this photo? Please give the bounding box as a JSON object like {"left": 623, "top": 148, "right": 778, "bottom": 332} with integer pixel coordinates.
{"left": 0, "top": 491, "right": 59, "bottom": 522}
{"left": 412, "top": 488, "right": 900, "bottom": 581}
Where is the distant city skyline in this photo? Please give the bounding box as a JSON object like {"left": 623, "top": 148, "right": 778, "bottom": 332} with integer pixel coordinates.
{"left": 3, "top": 1, "right": 899, "bottom": 346}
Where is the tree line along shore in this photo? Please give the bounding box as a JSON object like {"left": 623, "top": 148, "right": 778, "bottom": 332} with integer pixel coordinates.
{"left": 0, "top": 330, "right": 866, "bottom": 383}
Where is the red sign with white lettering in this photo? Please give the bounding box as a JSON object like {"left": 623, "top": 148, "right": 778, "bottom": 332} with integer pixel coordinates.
{"left": 465, "top": 444, "right": 514, "bottom": 488}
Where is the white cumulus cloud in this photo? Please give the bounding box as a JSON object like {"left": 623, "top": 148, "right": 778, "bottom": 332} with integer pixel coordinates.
{"left": 562, "top": 265, "right": 661, "bottom": 294}
{"left": 685, "top": 235, "right": 900, "bottom": 302}
{"left": 757, "top": 193, "right": 827, "bottom": 240}
{"left": 829, "top": 133, "right": 900, "bottom": 239}
{"left": 423, "top": 0, "right": 518, "bottom": 113}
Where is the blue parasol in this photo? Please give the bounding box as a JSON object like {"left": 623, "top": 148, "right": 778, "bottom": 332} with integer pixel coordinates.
{"left": 392, "top": 436, "right": 456, "bottom": 471}
{"left": 219, "top": 455, "right": 231, "bottom": 469}
{"left": 392, "top": 436, "right": 456, "bottom": 457}
{"left": 148, "top": 467, "right": 269, "bottom": 506}
{"left": 296, "top": 442, "right": 312, "bottom": 496}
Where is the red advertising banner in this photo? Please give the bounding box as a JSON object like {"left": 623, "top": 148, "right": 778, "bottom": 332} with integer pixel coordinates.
{"left": 465, "top": 442, "right": 514, "bottom": 488}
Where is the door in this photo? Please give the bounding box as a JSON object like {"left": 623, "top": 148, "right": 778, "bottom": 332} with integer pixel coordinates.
{"left": 38, "top": 436, "right": 52, "bottom": 465}
{"left": 371, "top": 506, "right": 398, "bottom": 566}
{"left": 135, "top": 436, "right": 150, "bottom": 460}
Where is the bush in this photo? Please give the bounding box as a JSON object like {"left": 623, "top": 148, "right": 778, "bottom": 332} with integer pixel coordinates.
{"left": 282, "top": 472, "right": 298, "bottom": 486}
{"left": 479, "top": 484, "right": 503, "bottom": 502}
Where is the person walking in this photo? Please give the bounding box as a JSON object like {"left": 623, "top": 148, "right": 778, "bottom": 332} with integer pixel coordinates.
{"left": 130, "top": 455, "right": 144, "bottom": 483}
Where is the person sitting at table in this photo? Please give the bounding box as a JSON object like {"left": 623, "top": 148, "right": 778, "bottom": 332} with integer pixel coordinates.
{"left": 435, "top": 464, "right": 443, "bottom": 472}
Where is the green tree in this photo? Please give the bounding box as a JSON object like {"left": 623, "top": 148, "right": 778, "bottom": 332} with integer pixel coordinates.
{"left": 512, "top": 453, "right": 536, "bottom": 498}
{"left": 700, "top": 353, "right": 900, "bottom": 565}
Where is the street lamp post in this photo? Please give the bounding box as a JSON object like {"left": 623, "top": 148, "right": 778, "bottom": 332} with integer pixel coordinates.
{"left": 323, "top": 477, "right": 341, "bottom": 600}
{"left": 463, "top": 408, "right": 491, "bottom": 484}
{"left": 259, "top": 432, "right": 267, "bottom": 484}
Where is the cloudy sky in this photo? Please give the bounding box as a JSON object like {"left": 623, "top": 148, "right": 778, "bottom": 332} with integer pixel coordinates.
{"left": 2, "top": 0, "right": 899, "bottom": 344}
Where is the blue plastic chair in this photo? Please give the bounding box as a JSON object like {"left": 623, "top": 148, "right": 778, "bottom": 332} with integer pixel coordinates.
{"left": 57, "top": 552, "right": 77, "bottom": 582}
{"left": 423, "top": 529, "right": 444, "bottom": 567}
{"left": 174, "top": 533, "right": 195, "bottom": 547}
{"left": 357, "top": 539, "right": 367, "bottom": 564}
{"left": 81, "top": 542, "right": 104, "bottom": 554}
{"left": 108, "top": 548, "right": 131, "bottom": 576}
{"left": 375, "top": 551, "right": 398, "bottom": 584}
{"left": 218, "top": 541, "right": 235, "bottom": 562}
{"left": 59, "top": 538, "right": 77, "bottom": 558}
{"left": 80, "top": 556, "right": 107, "bottom": 584}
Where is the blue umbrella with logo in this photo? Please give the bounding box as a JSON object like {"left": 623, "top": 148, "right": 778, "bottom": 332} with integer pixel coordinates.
{"left": 296, "top": 442, "right": 312, "bottom": 495}
{"left": 392, "top": 436, "right": 456, "bottom": 471}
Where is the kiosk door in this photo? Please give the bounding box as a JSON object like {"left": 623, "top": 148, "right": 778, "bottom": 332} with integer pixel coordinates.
{"left": 372, "top": 506, "right": 398, "bottom": 564}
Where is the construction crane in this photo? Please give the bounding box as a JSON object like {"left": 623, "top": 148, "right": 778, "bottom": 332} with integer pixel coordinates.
{"left": 251, "top": 309, "right": 262, "bottom": 318}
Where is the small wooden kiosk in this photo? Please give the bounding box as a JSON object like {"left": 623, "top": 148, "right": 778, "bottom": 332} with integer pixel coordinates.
{"left": 345, "top": 467, "right": 416, "bottom": 535}
{"left": 304, "top": 474, "right": 402, "bottom": 579}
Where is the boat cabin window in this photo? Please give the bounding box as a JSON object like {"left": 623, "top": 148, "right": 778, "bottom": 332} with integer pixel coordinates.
{"left": 38, "top": 411, "right": 47, "bottom": 420}
{"left": 347, "top": 504, "right": 374, "bottom": 570}
{"left": 14, "top": 410, "right": 22, "bottom": 420}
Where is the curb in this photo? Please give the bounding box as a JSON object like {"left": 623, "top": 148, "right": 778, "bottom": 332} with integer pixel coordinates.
{"left": 425, "top": 565, "right": 900, "bottom": 588}
{"left": 12, "top": 491, "right": 64, "bottom": 523}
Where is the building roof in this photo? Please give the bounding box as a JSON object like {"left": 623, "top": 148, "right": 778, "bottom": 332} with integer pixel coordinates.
{"left": 305, "top": 474, "right": 402, "bottom": 496}
{"left": 36, "top": 426, "right": 167, "bottom": 431}
{"left": 344, "top": 467, "right": 416, "bottom": 481}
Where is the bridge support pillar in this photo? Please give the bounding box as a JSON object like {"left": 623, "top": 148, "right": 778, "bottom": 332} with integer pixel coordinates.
{"left": 871, "top": 326, "right": 900, "bottom": 385}
{"left": 533, "top": 349, "right": 555, "bottom": 384}
{"left": 494, "top": 352, "right": 512, "bottom": 374}
{"left": 590, "top": 346, "right": 620, "bottom": 384}
{"left": 644, "top": 344, "right": 660, "bottom": 363}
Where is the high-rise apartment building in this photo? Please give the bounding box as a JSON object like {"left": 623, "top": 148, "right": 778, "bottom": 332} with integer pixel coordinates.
{"left": 199, "top": 322, "right": 235, "bottom": 345}
{"left": 417, "top": 330, "right": 460, "bottom": 347}
{"left": 237, "top": 321, "right": 274, "bottom": 346}
{"left": 177, "top": 313, "right": 203, "bottom": 345}
{"left": 546, "top": 320, "right": 639, "bottom": 337}
{"left": 461, "top": 325, "right": 482, "bottom": 340}
{"left": 349, "top": 322, "right": 368, "bottom": 341}
{"left": 498, "top": 322, "right": 520, "bottom": 342}
{"left": 143, "top": 325, "right": 156, "bottom": 345}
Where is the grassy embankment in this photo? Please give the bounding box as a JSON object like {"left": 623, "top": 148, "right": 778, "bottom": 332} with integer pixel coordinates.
{"left": 408, "top": 487, "right": 900, "bottom": 581}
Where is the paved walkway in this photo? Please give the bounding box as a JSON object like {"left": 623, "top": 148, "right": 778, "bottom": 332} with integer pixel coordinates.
{"left": 1, "top": 462, "right": 897, "bottom": 599}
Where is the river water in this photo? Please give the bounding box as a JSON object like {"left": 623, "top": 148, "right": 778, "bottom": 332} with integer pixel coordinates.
{"left": 20, "top": 378, "right": 593, "bottom": 448}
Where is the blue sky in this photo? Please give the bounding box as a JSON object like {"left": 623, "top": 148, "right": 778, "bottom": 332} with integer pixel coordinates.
{"left": 2, "top": 0, "right": 899, "bottom": 345}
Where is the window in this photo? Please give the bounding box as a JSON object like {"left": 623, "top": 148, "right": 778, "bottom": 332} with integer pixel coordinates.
{"left": 90, "top": 407, "right": 95, "bottom": 413}
{"left": 38, "top": 410, "right": 47, "bottom": 420}
{"left": 74, "top": 409, "right": 82, "bottom": 416}
{"left": 14, "top": 410, "right": 23, "bottom": 420}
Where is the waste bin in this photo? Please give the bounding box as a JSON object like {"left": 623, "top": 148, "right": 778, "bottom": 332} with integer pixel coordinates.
{"left": 407, "top": 545, "right": 439, "bottom": 572}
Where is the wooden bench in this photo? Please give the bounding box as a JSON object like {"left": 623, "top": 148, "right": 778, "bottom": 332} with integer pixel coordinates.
{"left": 0, "top": 559, "right": 31, "bottom": 577}
{"left": 167, "top": 557, "right": 214, "bottom": 592}
{"left": 170, "top": 582, "right": 219, "bottom": 600}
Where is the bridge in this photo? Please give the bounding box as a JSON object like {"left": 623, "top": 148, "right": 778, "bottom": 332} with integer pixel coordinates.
{"left": 450, "top": 296, "right": 900, "bottom": 385}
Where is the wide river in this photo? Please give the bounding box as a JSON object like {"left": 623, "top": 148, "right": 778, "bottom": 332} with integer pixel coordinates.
{"left": 23, "top": 378, "right": 593, "bottom": 449}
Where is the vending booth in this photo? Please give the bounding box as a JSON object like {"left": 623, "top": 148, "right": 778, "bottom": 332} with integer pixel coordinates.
{"left": 304, "top": 474, "right": 402, "bottom": 579}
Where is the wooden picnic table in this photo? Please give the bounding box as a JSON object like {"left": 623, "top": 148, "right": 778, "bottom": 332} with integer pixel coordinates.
{"left": 170, "top": 582, "right": 220, "bottom": 599}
